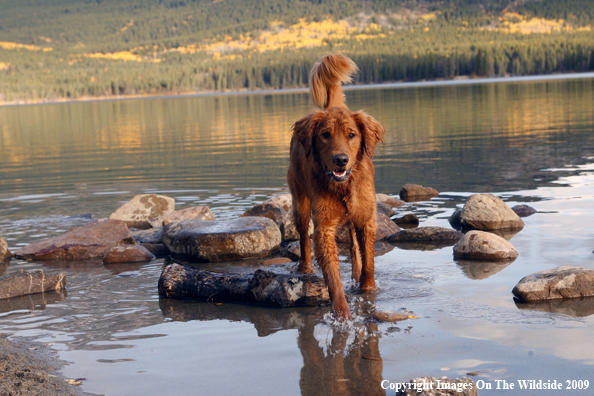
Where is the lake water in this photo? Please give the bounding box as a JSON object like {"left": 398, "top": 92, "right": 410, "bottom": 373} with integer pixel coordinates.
{"left": 1, "top": 76, "right": 594, "bottom": 395}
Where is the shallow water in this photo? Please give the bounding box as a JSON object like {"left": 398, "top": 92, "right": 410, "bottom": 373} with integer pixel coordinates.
{"left": 1, "top": 77, "right": 594, "bottom": 395}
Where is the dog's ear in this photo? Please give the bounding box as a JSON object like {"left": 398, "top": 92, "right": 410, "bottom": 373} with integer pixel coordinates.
{"left": 353, "top": 111, "right": 384, "bottom": 159}
{"left": 292, "top": 112, "right": 321, "bottom": 157}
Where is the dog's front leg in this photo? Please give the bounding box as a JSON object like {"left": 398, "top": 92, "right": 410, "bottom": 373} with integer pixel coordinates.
{"left": 313, "top": 217, "right": 351, "bottom": 321}
{"left": 355, "top": 219, "right": 377, "bottom": 291}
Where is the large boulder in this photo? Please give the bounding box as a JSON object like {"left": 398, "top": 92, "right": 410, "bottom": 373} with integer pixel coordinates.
{"left": 109, "top": 194, "right": 175, "bottom": 229}
{"left": 460, "top": 194, "right": 524, "bottom": 231}
{"left": 1, "top": 237, "right": 11, "bottom": 260}
{"left": 512, "top": 266, "right": 594, "bottom": 301}
{"left": 399, "top": 184, "right": 439, "bottom": 201}
{"left": 162, "top": 217, "right": 282, "bottom": 261}
{"left": 453, "top": 230, "right": 518, "bottom": 260}
{"left": 335, "top": 213, "right": 400, "bottom": 243}
{"left": 103, "top": 245, "right": 156, "bottom": 264}
{"left": 15, "top": 220, "right": 135, "bottom": 261}
{"left": 148, "top": 206, "right": 214, "bottom": 228}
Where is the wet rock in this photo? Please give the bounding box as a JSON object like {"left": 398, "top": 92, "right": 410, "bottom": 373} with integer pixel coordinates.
{"left": 448, "top": 209, "right": 462, "bottom": 228}
{"left": 280, "top": 213, "right": 314, "bottom": 241}
{"left": 376, "top": 202, "right": 396, "bottom": 217}
{"left": 453, "top": 230, "right": 518, "bottom": 260}
{"left": 399, "top": 184, "right": 439, "bottom": 201}
{"left": 241, "top": 203, "right": 286, "bottom": 227}
{"left": 158, "top": 263, "right": 330, "bottom": 307}
{"left": 512, "top": 266, "right": 594, "bottom": 302}
{"left": 140, "top": 242, "right": 169, "bottom": 257}
{"left": 460, "top": 194, "right": 524, "bottom": 231}
{"left": 1, "top": 237, "right": 11, "bottom": 260}
{"left": 456, "top": 259, "right": 514, "bottom": 280}
{"left": 263, "top": 194, "right": 292, "bottom": 212}
{"left": 335, "top": 213, "right": 400, "bottom": 243}
{"left": 0, "top": 270, "right": 66, "bottom": 300}
{"left": 394, "top": 213, "right": 420, "bottom": 226}
{"left": 514, "top": 296, "right": 594, "bottom": 317}
{"left": 103, "top": 245, "right": 156, "bottom": 263}
{"left": 372, "top": 311, "right": 412, "bottom": 322}
{"left": 376, "top": 193, "right": 406, "bottom": 207}
{"left": 15, "top": 220, "right": 135, "bottom": 261}
{"left": 388, "top": 227, "right": 463, "bottom": 243}
{"left": 511, "top": 204, "right": 537, "bottom": 217}
{"left": 162, "top": 217, "right": 282, "bottom": 262}
{"left": 109, "top": 194, "right": 175, "bottom": 229}
{"left": 148, "top": 206, "right": 214, "bottom": 228}
{"left": 396, "top": 377, "right": 477, "bottom": 396}
{"left": 281, "top": 241, "right": 303, "bottom": 261}
{"left": 131, "top": 227, "right": 163, "bottom": 244}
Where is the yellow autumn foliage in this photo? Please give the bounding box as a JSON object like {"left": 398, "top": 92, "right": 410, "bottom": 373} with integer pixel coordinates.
{"left": 0, "top": 41, "right": 52, "bottom": 51}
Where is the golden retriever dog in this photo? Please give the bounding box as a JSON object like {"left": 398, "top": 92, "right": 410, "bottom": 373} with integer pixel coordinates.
{"left": 287, "top": 54, "right": 385, "bottom": 320}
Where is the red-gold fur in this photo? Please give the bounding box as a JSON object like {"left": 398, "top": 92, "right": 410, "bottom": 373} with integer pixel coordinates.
{"left": 287, "top": 54, "right": 385, "bottom": 320}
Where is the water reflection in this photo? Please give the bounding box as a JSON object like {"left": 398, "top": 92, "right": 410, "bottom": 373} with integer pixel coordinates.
{"left": 514, "top": 297, "right": 594, "bottom": 318}
{"left": 455, "top": 259, "right": 515, "bottom": 280}
{"left": 0, "top": 290, "right": 66, "bottom": 314}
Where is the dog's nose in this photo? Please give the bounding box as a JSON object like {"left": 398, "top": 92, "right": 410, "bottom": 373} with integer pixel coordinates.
{"left": 333, "top": 154, "right": 349, "bottom": 167}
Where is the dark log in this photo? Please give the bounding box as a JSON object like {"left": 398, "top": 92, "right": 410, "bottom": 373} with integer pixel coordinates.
{"left": 0, "top": 270, "right": 66, "bottom": 300}
{"left": 158, "top": 263, "right": 330, "bottom": 308}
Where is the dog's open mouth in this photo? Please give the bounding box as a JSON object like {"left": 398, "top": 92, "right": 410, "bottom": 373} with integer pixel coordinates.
{"left": 327, "top": 167, "right": 351, "bottom": 182}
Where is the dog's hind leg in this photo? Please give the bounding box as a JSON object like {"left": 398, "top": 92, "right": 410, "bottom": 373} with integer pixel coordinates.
{"left": 349, "top": 223, "right": 362, "bottom": 282}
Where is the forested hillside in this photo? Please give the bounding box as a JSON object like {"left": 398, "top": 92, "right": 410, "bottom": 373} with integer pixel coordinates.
{"left": 1, "top": 0, "right": 593, "bottom": 103}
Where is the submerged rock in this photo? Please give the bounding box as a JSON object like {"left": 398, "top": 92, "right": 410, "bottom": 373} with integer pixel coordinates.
{"left": 109, "top": 194, "right": 175, "bottom": 229}
{"left": 511, "top": 204, "right": 537, "bottom": 217}
{"left": 1, "top": 237, "right": 11, "bottom": 260}
{"left": 149, "top": 206, "right": 214, "bottom": 228}
{"left": 103, "top": 245, "right": 156, "bottom": 263}
{"left": 399, "top": 184, "right": 439, "bottom": 201}
{"left": 376, "top": 193, "right": 406, "bottom": 207}
{"left": 242, "top": 203, "right": 286, "bottom": 227}
{"left": 0, "top": 270, "right": 66, "bottom": 300}
{"left": 15, "top": 220, "right": 135, "bottom": 261}
{"left": 162, "top": 217, "right": 282, "bottom": 261}
{"left": 388, "top": 227, "right": 463, "bottom": 243}
{"left": 460, "top": 194, "right": 524, "bottom": 231}
{"left": 512, "top": 266, "right": 594, "bottom": 301}
{"left": 453, "top": 230, "right": 518, "bottom": 260}
{"left": 395, "top": 377, "right": 477, "bottom": 396}
{"left": 372, "top": 311, "right": 413, "bottom": 322}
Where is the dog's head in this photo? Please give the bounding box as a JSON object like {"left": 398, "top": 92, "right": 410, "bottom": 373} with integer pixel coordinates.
{"left": 292, "top": 107, "right": 384, "bottom": 183}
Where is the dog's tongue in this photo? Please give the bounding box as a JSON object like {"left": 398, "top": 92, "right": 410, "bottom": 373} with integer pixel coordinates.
{"left": 334, "top": 170, "right": 346, "bottom": 177}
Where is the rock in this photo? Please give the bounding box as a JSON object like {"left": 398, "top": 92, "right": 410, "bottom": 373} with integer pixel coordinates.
{"left": 281, "top": 241, "right": 303, "bottom": 261}
{"left": 0, "top": 270, "right": 66, "bottom": 300}
{"left": 376, "top": 193, "right": 406, "bottom": 207}
{"left": 263, "top": 194, "right": 292, "bottom": 212}
{"left": 394, "top": 213, "right": 419, "bottom": 225}
{"left": 15, "top": 220, "right": 135, "bottom": 261}
{"left": 399, "top": 184, "right": 439, "bottom": 201}
{"left": 335, "top": 213, "right": 400, "bottom": 243}
{"left": 448, "top": 209, "right": 462, "bottom": 228}
{"left": 512, "top": 266, "right": 594, "bottom": 302}
{"left": 131, "top": 227, "right": 163, "bottom": 244}
{"left": 1, "top": 237, "right": 11, "bottom": 260}
{"left": 372, "top": 311, "right": 412, "bottom": 322}
{"left": 158, "top": 263, "right": 330, "bottom": 307}
{"left": 162, "top": 217, "right": 282, "bottom": 261}
{"left": 388, "top": 227, "right": 463, "bottom": 243}
{"left": 511, "top": 204, "right": 537, "bottom": 217}
{"left": 140, "top": 243, "right": 169, "bottom": 257}
{"left": 148, "top": 206, "right": 214, "bottom": 228}
{"left": 376, "top": 203, "right": 396, "bottom": 217}
{"left": 241, "top": 203, "right": 286, "bottom": 227}
{"left": 109, "top": 194, "right": 176, "bottom": 229}
{"left": 280, "top": 212, "right": 314, "bottom": 241}
{"left": 395, "top": 377, "right": 477, "bottom": 396}
{"left": 103, "top": 245, "right": 156, "bottom": 263}
{"left": 453, "top": 230, "right": 518, "bottom": 260}
{"left": 459, "top": 194, "right": 524, "bottom": 230}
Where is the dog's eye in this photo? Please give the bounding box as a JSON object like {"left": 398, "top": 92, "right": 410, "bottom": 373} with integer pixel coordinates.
{"left": 348, "top": 133, "right": 356, "bottom": 139}
{"left": 322, "top": 132, "right": 331, "bottom": 139}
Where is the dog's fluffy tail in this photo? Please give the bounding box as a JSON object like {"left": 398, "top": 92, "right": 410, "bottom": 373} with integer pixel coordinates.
{"left": 309, "top": 54, "right": 358, "bottom": 110}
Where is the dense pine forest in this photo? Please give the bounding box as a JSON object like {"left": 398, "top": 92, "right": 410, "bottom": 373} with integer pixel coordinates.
{"left": 1, "top": 0, "right": 593, "bottom": 103}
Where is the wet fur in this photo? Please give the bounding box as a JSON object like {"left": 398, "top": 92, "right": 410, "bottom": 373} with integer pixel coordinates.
{"left": 287, "top": 54, "right": 385, "bottom": 320}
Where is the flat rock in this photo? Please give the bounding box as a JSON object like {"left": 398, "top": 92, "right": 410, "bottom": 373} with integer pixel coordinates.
{"left": 263, "top": 194, "right": 292, "bottom": 212}
{"left": 15, "top": 220, "right": 135, "bottom": 261}
{"left": 1, "top": 237, "right": 11, "bottom": 259}
{"left": 0, "top": 270, "right": 66, "bottom": 300}
{"left": 103, "top": 245, "right": 156, "bottom": 263}
{"left": 376, "top": 193, "right": 406, "bottom": 207}
{"left": 453, "top": 230, "right": 518, "bottom": 260}
{"left": 335, "top": 213, "right": 400, "bottom": 243}
{"left": 388, "top": 227, "right": 464, "bottom": 243}
{"left": 511, "top": 204, "right": 537, "bottom": 217}
{"left": 372, "top": 311, "right": 411, "bottom": 322}
{"left": 460, "top": 194, "right": 524, "bottom": 230}
{"left": 512, "top": 266, "right": 594, "bottom": 301}
{"left": 148, "top": 206, "right": 214, "bottom": 228}
{"left": 242, "top": 203, "right": 286, "bottom": 227}
{"left": 399, "top": 184, "right": 439, "bottom": 201}
{"left": 109, "top": 194, "right": 175, "bottom": 229}
{"left": 162, "top": 217, "right": 282, "bottom": 261}
{"left": 396, "top": 377, "right": 477, "bottom": 396}
{"left": 394, "top": 213, "right": 420, "bottom": 225}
